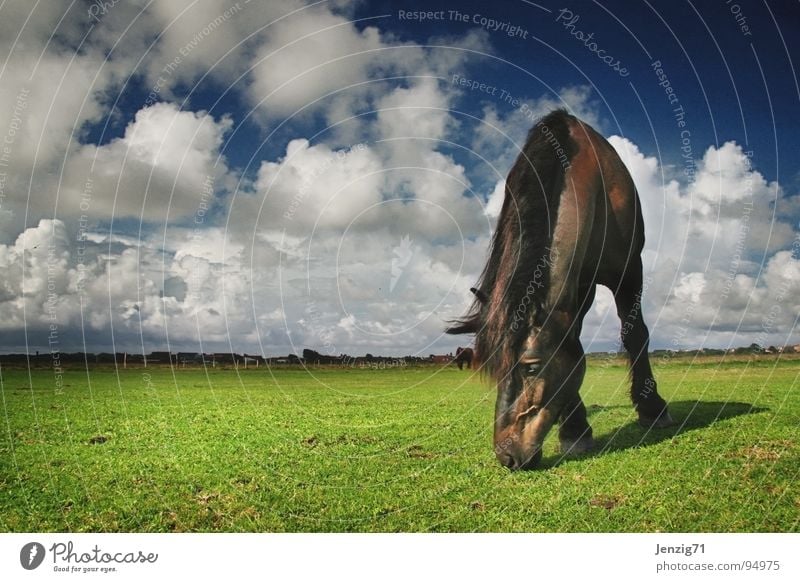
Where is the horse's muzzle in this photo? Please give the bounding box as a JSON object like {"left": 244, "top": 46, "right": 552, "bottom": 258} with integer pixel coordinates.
{"left": 495, "top": 406, "right": 557, "bottom": 470}
{"left": 497, "top": 447, "right": 543, "bottom": 470}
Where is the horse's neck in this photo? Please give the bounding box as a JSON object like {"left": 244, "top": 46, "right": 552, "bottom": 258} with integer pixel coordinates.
{"left": 545, "top": 150, "right": 597, "bottom": 312}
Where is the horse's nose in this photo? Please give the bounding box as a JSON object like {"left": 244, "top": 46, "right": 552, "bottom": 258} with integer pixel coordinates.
{"left": 497, "top": 452, "right": 517, "bottom": 469}
{"left": 496, "top": 447, "right": 543, "bottom": 471}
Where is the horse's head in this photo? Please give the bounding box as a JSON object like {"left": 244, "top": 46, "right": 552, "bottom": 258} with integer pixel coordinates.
{"left": 446, "top": 287, "right": 586, "bottom": 470}
{"left": 493, "top": 309, "right": 585, "bottom": 470}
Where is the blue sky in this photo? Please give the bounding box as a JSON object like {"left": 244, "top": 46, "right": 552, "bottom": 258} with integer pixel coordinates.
{"left": 382, "top": 0, "right": 798, "bottom": 176}
{"left": 0, "top": 0, "right": 798, "bottom": 356}
{"left": 89, "top": 0, "right": 800, "bottom": 183}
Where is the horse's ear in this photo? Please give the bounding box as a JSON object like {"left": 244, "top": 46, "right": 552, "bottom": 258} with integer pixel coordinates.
{"left": 445, "top": 314, "right": 480, "bottom": 335}
{"left": 470, "top": 287, "right": 488, "bottom": 304}
{"left": 446, "top": 287, "right": 485, "bottom": 334}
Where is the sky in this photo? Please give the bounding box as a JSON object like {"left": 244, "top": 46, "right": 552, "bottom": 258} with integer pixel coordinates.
{"left": 0, "top": 0, "right": 798, "bottom": 357}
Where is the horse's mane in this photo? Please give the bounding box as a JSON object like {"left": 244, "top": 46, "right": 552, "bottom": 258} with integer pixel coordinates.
{"left": 447, "top": 109, "right": 578, "bottom": 383}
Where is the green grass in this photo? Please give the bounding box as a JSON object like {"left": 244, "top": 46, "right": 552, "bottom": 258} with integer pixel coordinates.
{"left": 1, "top": 358, "right": 798, "bottom": 532}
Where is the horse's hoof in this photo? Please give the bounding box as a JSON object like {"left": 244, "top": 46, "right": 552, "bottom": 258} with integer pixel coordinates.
{"left": 638, "top": 410, "right": 675, "bottom": 429}
{"left": 559, "top": 435, "right": 594, "bottom": 456}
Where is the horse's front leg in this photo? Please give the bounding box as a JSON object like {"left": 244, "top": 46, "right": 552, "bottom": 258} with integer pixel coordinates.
{"left": 558, "top": 394, "right": 594, "bottom": 456}
{"left": 557, "top": 286, "right": 596, "bottom": 456}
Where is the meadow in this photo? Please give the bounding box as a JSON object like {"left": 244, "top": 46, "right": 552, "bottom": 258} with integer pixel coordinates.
{"left": 1, "top": 357, "right": 798, "bottom": 532}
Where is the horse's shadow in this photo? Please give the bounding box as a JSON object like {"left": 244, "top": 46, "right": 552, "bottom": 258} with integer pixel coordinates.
{"left": 543, "top": 400, "right": 767, "bottom": 467}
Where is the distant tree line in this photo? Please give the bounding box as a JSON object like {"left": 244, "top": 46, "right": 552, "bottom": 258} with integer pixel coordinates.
{"left": 2, "top": 343, "right": 797, "bottom": 369}
{"left": 0, "top": 349, "right": 452, "bottom": 368}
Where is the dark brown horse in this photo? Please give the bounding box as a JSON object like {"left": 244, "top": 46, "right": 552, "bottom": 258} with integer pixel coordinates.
{"left": 454, "top": 347, "right": 473, "bottom": 370}
{"left": 448, "top": 109, "right": 673, "bottom": 470}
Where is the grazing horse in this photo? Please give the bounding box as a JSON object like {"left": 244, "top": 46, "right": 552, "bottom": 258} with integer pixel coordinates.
{"left": 454, "top": 347, "right": 474, "bottom": 370}
{"left": 447, "top": 109, "right": 673, "bottom": 470}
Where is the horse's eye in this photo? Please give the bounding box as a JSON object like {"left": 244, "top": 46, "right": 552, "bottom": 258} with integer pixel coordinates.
{"left": 526, "top": 364, "right": 541, "bottom": 376}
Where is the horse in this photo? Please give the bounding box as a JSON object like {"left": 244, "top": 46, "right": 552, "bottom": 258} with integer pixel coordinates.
{"left": 447, "top": 109, "right": 673, "bottom": 470}
{"left": 454, "top": 347, "right": 474, "bottom": 370}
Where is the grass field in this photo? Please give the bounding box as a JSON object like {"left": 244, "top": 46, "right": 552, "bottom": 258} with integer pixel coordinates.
{"left": 1, "top": 357, "right": 798, "bottom": 532}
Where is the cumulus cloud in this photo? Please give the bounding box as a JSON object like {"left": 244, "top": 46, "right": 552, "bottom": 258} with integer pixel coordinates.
{"left": 0, "top": 2, "right": 245, "bottom": 236}
{"left": 9, "top": 124, "right": 787, "bottom": 355}
{"left": 251, "top": 138, "right": 384, "bottom": 232}
{"left": 4, "top": 0, "right": 489, "bottom": 355}
{"left": 0, "top": 0, "right": 797, "bottom": 357}
{"left": 484, "top": 179, "right": 505, "bottom": 220}
{"left": 60, "top": 103, "right": 234, "bottom": 221}
{"left": 0, "top": 218, "right": 269, "bottom": 352}
{"left": 139, "top": 0, "right": 298, "bottom": 95}
{"left": 248, "top": 4, "right": 385, "bottom": 119}
{"left": 224, "top": 84, "right": 492, "bottom": 355}
{"left": 246, "top": 2, "right": 488, "bottom": 124}
{"left": 235, "top": 67, "right": 501, "bottom": 355}
{"left": 0, "top": 220, "right": 72, "bottom": 331}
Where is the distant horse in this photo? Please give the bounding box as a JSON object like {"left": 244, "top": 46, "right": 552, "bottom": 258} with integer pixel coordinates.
{"left": 454, "top": 347, "right": 473, "bottom": 370}
{"left": 448, "top": 109, "right": 673, "bottom": 470}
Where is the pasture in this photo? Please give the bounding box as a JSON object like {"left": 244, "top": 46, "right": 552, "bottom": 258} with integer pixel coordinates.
{"left": 1, "top": 357, "right": 798, "bottom": 532}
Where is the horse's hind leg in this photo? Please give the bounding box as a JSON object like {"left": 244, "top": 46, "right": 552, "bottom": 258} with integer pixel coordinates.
{"left": 614, "top": 265, "right": 674, "bottom": 428}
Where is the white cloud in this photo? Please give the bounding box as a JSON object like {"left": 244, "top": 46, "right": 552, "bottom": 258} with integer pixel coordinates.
{"left": 140, "top": 0, "right": 297, "bottom": 94}
{"left": 246, "top": 4, "right": 489, "bottom": 123}
{"left": 0, "top": 0, "right": 796, "bottom": 356}
{"left": 0, "top": 219, "right": 268, "bottom": 351}
{"left": 485, "top": 179, "right": 505, "bottom": 219}
{"left": 59, "top": 103, "right": 233, "bottom": 221}
{"left": 251, "top": 138, "right": 384, "bottom": 233}
{"left": 0, "top": 52, "right": 108, "bottom": 171}
{"left": 0, "top": 220, "right": 72, "bottom": 329}
{"left": 248, "top": 6, "right": 385, "bottom": 119}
